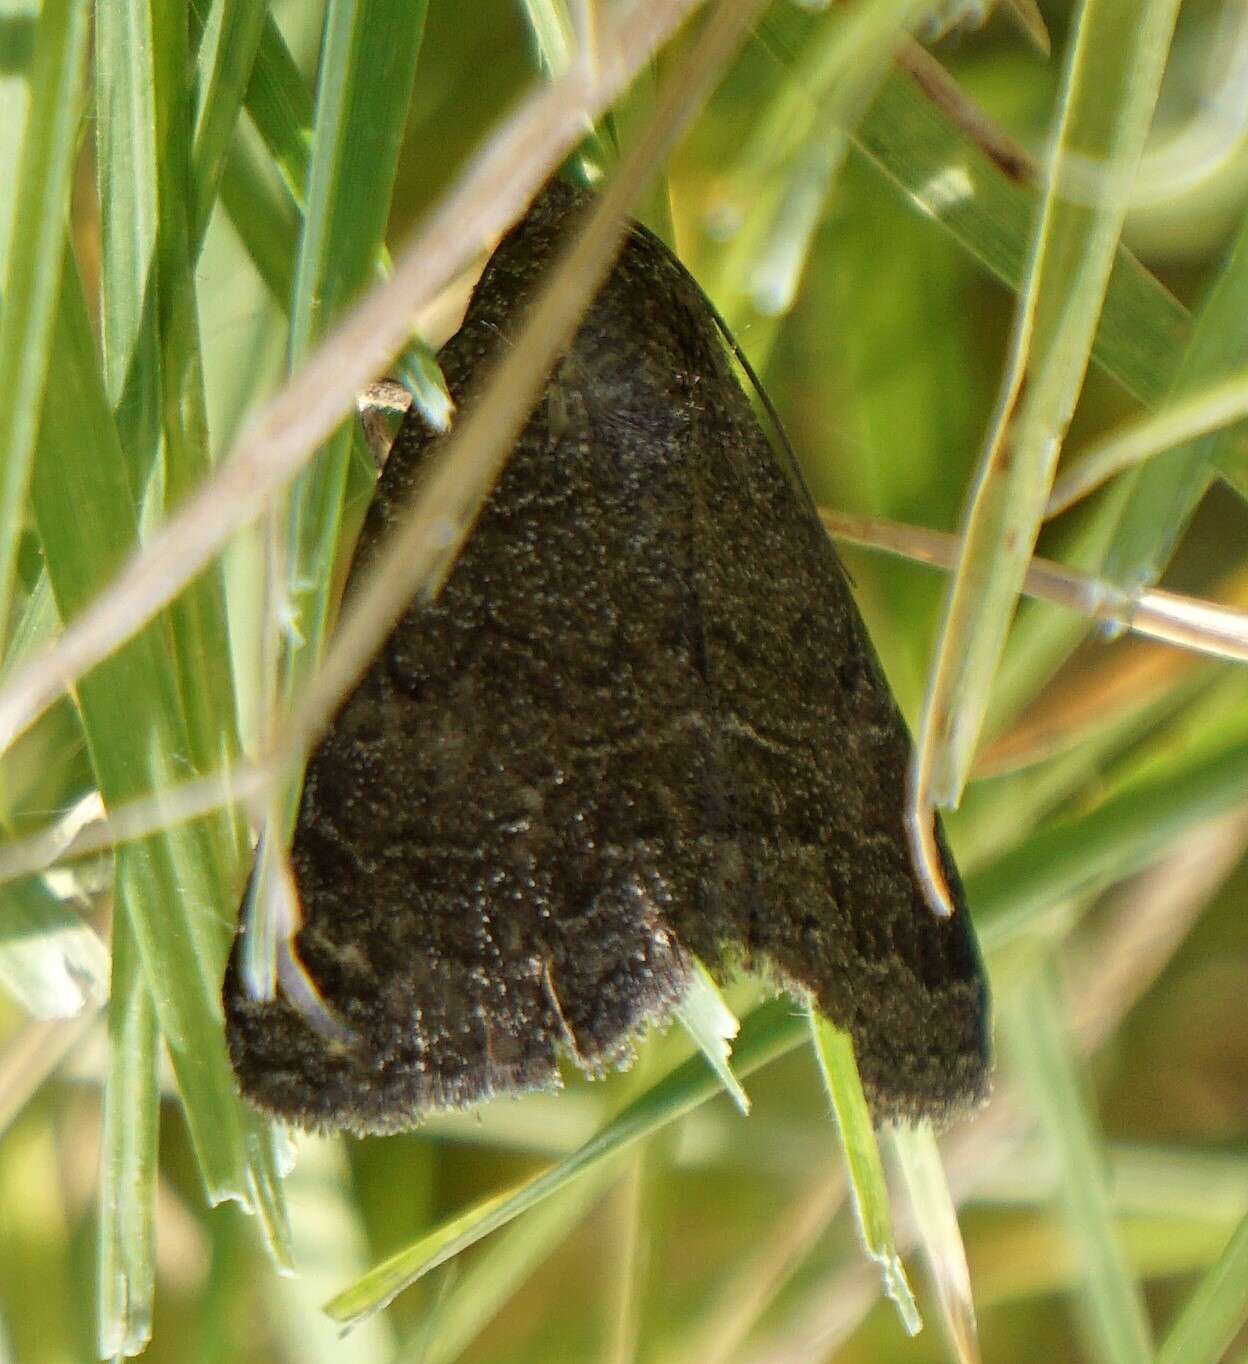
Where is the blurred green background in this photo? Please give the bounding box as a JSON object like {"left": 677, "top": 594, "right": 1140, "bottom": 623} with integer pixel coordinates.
{"left": 1, "top": 0, "right": 1247, "bottom": 1360}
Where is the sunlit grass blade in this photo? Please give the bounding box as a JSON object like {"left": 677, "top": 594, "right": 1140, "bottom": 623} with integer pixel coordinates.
{"left": 1005, "top": 965, "right": 1153, "bottom": 1364}
{"left": 1156, "top": 1211, "right": 1248, "bottom": 1364}
{"left": 34, "top": 265, "right": 254, "bottom": 1208}
{"left": 0, "top": 0, "right": 89, "bottom": 650}
{"left": 891, "top": 1121, "right": 979, "bottom": 1364}
{"left": 324, "top": 999, "right": 805, "bottom": 1325}
{"left": 853, "top": 57, "right": 1189, "bottom": 406}
{"left": 807, "top": 1006, "right": 920, "bottom": 1334}
{"left": 266, "top": 1136, "right": 392, "bottom": 1364}
{"left": 239, "top": 9, "right": 451, "bottom": 430}
{"left": 910, "top": 0, "right": 1183, "bottom": 912}
{"left": 1101, "top": 205, "right": 1248, "bottom": 596}
{"left": 96, "top": 914, "right": 158, "bottom": 1361}
{"left": 148, "top": 0, "right": 248, "bottom": 872}
{"left": 521, "top": 0, "right": 577, "bottom": 77}
{"left": 281, "top": 0, "right": 429, "bottom": 712}
{"left": 0, "top": 876, "right": 107, "bottom": 1019}
{"left": 94, "top": 0, "right": 160, "bottom": 456}
{"left": 413, "top": 1163, "right": 619, "bottom": 1364}
{"left": 969, "top": 727, "right": 1248, "bottom": 947}
{"left": 189, "top": 0, "right": 269, "bottom": 245}
{"left": 97, "top": 0, "right": 247, "bottom": 884}
{"left": 1047, "top": 362, "right": 1248, "bottom": 518}
{"left": 676, "top": 959, "right": 749, "bottom": 1115}
{"left": 706, "top": 0, "right": 928, "bottom": 341}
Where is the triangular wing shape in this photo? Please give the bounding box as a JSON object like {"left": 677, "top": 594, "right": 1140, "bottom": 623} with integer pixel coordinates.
{"left": 224, "top": 182, "right": 990, "bottom": 1133}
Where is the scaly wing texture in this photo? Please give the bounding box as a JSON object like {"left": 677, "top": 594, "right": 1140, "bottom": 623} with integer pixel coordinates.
{"left": 224, "top": 182, "right": 989, "bottom": 1133}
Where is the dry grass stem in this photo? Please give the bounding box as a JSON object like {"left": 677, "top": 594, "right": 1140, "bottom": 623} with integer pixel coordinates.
{"left": 821, "top": 509, "right": 1248, "bottom": 665}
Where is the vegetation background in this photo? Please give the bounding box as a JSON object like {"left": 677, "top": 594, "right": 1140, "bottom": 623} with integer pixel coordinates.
{"left": 0, "top": 0, "right": 1246, "bottom": 1361}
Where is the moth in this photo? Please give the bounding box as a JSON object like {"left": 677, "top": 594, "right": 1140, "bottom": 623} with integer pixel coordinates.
{"left": 224, "top": 181, "right": 991, "bottom": 1133}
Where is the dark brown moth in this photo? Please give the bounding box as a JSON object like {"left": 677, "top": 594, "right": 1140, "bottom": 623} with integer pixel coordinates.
{"left": 223, "top": 181, "right": 990, "bottom": 1134}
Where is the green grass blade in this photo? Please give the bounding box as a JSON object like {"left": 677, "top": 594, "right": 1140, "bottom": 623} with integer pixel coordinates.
{"left": 969, "top": 728, "right": 1248, "bottom": 946}
{"left": 706, "top": 0, "right": 927, "bottom": 344}
{"left": 1049, "top": 362, "right": 1248, "bottom": 520}
{"left": 0, "top": 0, "right": 89, "bottom": 648}
{"left": 1005, "top": 965, "right": 1153, "bottom": 1364}
{"left": 808, "top": 1006, "right": 920, "bottom": 1334}
{"left": 853, "top": 61, "right": 1189, "bottom": 406}
{"left": 728, "top": 0, "right": 925, "bottom": 197}
{"left": 676, "top": 959, "right": 749, "bottom": 1116}
{"left": 220, "top": 131, "right": 300, "bottom": 303}
{"left": 93, "top": 1, "right": 289, "bottom": 1265}
{"left": 1102, "top": 206, "right": 1248, "bottom": 595}
{"left": 891, "top": 1121, "right": 979, "bottom": 1364}
{"left": 324, "top": 999, "right": 806, "bottom": 1325}
{"left": 1156, "top": 1211, "right": 1248, "bottom": 1364}
{"left": 94, "top": 0, "right": 160, "bottom": 456}
{"left": 244, "top": 13, "right": 316, "bottom": 208}
{"left": 914, "top": 0, "right": 1183, "bottom": 853}
{"left": 236, "top": 12, "right": 451, "bottom": 428}
{"left": 213, "top": 16, "right": 307, "bottom": 303}
{"left": 0, "top": 0, "right": 39, "bottom": 274}
{"left": 282, "top": 0, "right": 428, "bottom": 704}
{"left": 97, "top": 0, "right": 247, "bottom": 814}
{"left": 414, "top": 1163, "right": 620, "bottom": 1364}
{"left": 96, "top": 913, "right": 158, "bottom": 1360}
{"left": 148, "top": 0, "right": 248, "bottom": 809}
{"left": 34, "top": 264, "right": 251, "bottom": 1207}
{"left": 190, "top": 0, "right": 270, "bottom": 245}
{"left": 0, "top": 875, "right": 107, "bottom": 1020}
{"left": 520, "top": 0, "right": 577, "bottom": 77}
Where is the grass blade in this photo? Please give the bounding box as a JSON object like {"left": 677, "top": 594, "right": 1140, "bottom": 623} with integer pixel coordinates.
{"left": 0, "top": 876, "right": 107, "bottom": 1020}
{"left": 910, "top": 0, "right": 1184, "bottom": 910}
{"left": 891, "top": 1121, "right": 979, "bottom": 1364}
{"left": 96, "top": 914, "right": 158, "bottom": 1360}
{"left": 324, "top": 999, "right": 805, "bottom": 1325}
{"left": 94, "top": 0, "right": 160, "bottom": 455}
{"left": 34, "top": 264, "right": 251, "bottom": 1207}
{"left": 853, "top": 57, "right": 1189, "bottom": 407}
{"left": 0, "top": 0, "right": 89, "bottom": 648}
{"left": 1048, "top": 359, "right": 1248, "bottom": 518}
{"left": 190, "top": 0, "right": 270, "bottom": 245}
{"left": 281, "top": 0, "right": 429, "bottom": 709}
{"left": 1156, "top": 1211, "right": 1248, "bottom": 1364}
{"left": 96, "top": 7, "right": 290, "bottom": 1257}
{"left": 676, "top": 960, "right": 749, "bottom": 1116}
{"left": 969, "top": 727, "right": 1248, "bottom": 947}
{"left": 1101, "top": 206, "right": 1248, "bottom": 594}
{"left": 1005, "top": 965, "right": 1153, "bottom": 1364}
{"left": 808, "top": 1006, "right": 920, "bottom": 1335}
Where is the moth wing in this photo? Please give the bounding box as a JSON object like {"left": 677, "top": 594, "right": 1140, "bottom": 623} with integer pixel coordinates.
{"left": 225, "top": 182, "right": 990, "bottom": 1134}
{"left": 225, "top": 191, "right": 716, "bottom": 1132}
{"left": 643, "top": 242, "right": 991, "bottom": 1122}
